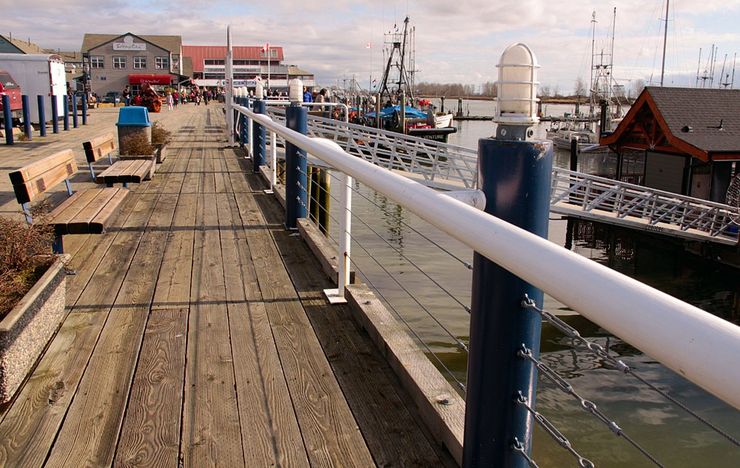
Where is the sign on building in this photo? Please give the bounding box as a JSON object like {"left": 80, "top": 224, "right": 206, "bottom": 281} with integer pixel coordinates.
{"left": 113, "top": 36, "right": 146, "bottom": 51}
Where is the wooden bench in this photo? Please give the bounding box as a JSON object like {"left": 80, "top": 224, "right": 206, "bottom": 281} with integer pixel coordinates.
{"left": 9, "top": 149, "right": 128, "bottom": 253}
{"left": 83, "top": 133, "right": 154, "bottom": 186}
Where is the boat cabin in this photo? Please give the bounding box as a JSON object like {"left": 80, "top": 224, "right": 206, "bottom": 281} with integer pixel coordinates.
{"left": 600, "top": 87, "right": 739, "bottom": 203}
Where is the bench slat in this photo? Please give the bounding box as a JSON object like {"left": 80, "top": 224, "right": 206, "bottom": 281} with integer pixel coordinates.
{"left": 83, "top": 133, "right": 116, "bottom": 163}
{"left": 96, "top": 160, "right": 153, "bottom": 185}
{"left": 9, "top": 150, "right": 78, "bottom": 204}
{"left": 67, "top": 188, "right": 122, "bottom": 234}
{"left": 90, "top": 188, "right": 129, "bottom": 233}
{"left": 47, "top": 189, "right": 103, "bottom": 235}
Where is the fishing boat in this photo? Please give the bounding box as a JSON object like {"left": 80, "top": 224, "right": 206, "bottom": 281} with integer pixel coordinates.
{"left": 372, "top": 16, "right": 456, "bottom": 142}
{"left": 548, "top": 9, "right": 625, "bottom": 151}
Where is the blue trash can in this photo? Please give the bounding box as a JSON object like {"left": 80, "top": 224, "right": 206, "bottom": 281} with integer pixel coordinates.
{"left": 117, "top": 106, "right": 152, "bottom": 154}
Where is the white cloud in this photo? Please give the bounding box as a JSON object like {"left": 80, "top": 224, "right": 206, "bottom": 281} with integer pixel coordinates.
{"left": 2, "top": 0, "right": 739, "bottom": 92}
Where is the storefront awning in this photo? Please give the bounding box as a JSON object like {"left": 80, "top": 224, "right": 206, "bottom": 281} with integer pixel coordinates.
{"left": 128, "top": 74, "right": 173, "bottom": 85}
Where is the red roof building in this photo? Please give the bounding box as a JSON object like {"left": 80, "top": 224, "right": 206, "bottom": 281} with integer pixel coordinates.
{"left": 182, "top": 45, "right": 284, "bottom": 74}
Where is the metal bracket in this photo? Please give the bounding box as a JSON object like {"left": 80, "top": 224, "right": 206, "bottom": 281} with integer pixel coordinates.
{"left": 323, "top": 288, "right": 348, "bottom": 304}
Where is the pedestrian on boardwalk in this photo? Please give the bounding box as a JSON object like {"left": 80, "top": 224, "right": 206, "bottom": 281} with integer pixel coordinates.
{"left": 303, "top": 86, "right": 313, "bottom": 103}
{"left": 122, "top": 85, "right": 131, "bottom": 106}
{"left": 166, "top": 92, "right": 174, "bottom": 111}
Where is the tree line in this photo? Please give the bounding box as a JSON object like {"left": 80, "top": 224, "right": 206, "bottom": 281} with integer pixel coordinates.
{"left": 415, "top": 77, "right": 646, "bottom": 100}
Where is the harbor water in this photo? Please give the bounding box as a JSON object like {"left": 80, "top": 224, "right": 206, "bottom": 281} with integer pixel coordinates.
{"left": 328, "top": 99, "right": 740, "bottom": 466}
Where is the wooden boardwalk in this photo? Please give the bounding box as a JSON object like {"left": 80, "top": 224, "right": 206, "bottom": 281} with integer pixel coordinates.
{"left": 0, "top": 105, "right": 456, "bottom": 467}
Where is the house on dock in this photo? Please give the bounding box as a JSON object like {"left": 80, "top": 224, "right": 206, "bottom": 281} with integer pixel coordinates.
{"left": 600, "top": 87, "right": 739, "bottom": 203}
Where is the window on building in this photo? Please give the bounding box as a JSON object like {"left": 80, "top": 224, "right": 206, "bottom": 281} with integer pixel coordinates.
{"left": 113, "top": 56, "right": 126, "bottom": 69}
{"left": 133, "top": 56, "right": 147, "bottom": 69}
{"left": 90, "top": 56, "right": 104, "bottom": 68}
{"left": 155, "top": 56, "right": 169, "bottom": 70}
{"left": 205, "top": 59, "right": 225, "bottom": 66}
{"left": 271, "top": 49, "right": 278, "bottom": 58}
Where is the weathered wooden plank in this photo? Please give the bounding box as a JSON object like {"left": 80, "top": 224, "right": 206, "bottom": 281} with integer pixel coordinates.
{"left": 275, "top": 221, "right": 457, "bottom": 467}
{"left": 67, "top": 188, "right": 120, "bottom": 233}
{"left": 0, "top": 192, "right": 162, "bottom": 467}
{"left": 213, "top": 154, "right": 228, "bottom": 193}
{"left": 218, "top": 190, "right": 310, "bottom": 467}
{"left": 114, "top": 308, "right": 188, "bottom": 468}
{"left": 46, "top": 189, "right": 100, "bottom": 232}
{"left": 181, "top": 188, "right": 244, "bottom": 467}
{"left": 232, "top": 173, "right": 375, "bottom": 467}
{"left": 181, "top": 149, "right": 202, "bottom": 194}
{"left": 201, "top": 149, "right": 216, "bottom": 193}
{"left": 44, "top": 189, "right": 177, "bottom": 466}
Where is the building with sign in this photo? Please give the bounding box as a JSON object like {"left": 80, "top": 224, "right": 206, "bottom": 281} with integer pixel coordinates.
{"left": 81, "top": 33, "right": 185, "bottom": 96}
{"left": 182, "top": 45, "right": 315, "bottom": 92}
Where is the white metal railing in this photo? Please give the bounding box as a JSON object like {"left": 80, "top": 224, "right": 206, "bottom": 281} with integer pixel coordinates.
{"left": 267, "top": 108, "right": 480, "bottom": 189}
{"left": 235, "top": 103, "right": 740, "bottom": 410}
{"left": 551, "top": 168, "right": 740, "bottom": 243}
{"left": 264, "top": 109, "right": 740, "bottom": 245}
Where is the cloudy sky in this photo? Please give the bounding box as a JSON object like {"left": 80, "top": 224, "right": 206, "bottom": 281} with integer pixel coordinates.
{"left": 3, "top": 0, "right": 739, "bottom": 93}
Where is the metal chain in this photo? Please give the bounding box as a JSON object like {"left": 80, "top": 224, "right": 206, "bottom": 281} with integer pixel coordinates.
{"left": 516, "top": 392, "right": 596, "bottom": 468}
{"left": 519, "top": 346, "right": 664, "bottom": 467}
{"left": 522, "top": 296, "right": 740, "bottom": 447}
{"left": 511, "top": 437, "right": 539, "bottom": 468}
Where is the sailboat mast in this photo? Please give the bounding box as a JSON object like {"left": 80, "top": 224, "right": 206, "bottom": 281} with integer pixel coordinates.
{"left": 696, "top": 48, "right": 702, "bottom": 87}
{"left": 609, "top": 7, "right": 616, "bottom": 102}
{"left": 589, "top": 11, "right": 596, "bottom": 116}
{"left": 660, "top": 0, "right": 669, "bottom": 86}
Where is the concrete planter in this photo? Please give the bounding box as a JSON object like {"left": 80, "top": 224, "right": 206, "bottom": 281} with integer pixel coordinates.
{"left": 154, "top": 143, "right": 168, "bottom": 163}
{"left": 0, "top": 256, "right": 68, "bottom": 403}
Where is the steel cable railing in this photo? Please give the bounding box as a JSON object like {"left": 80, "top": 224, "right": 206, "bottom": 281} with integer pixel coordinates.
{"left": 234, "top": 102, "right": 740, "bottom": 466}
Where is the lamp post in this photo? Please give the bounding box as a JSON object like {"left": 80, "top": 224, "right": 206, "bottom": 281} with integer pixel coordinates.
{"left": 464, "top": 43, "right": 552, "bottom": 468}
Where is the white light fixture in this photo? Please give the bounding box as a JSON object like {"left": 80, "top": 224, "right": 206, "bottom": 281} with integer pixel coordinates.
{"left": 495, "top": 43, "right": 539, "bottom": 125}
{"left": 289, "top": 78, "right": 303, "bottom": 103}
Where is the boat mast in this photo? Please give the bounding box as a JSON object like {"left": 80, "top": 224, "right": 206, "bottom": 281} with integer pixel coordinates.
{"left": 660, "top": 0, "right": 669, "bottom": 86}
{"left": 589, "top": 11, "right": 596, "bottom": 116}
{"left": 609, "top": 7, "right": 616, "bottom": 104}
{"left": 695, "top": 48, "right": 702, "bottom": 87}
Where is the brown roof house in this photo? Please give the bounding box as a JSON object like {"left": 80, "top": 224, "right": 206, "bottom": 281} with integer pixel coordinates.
{"left": 601, "top": 86, "right": 740, "bottom": 203}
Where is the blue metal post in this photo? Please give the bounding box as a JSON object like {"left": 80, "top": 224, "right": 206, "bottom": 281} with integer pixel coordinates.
{"left": 37, "top": 95, "right": 46, "bottom": 137}
{"left": 238, "top": 97, "right": 247, "bottom": 147}
{"left": 81, "top": 97, "right": 88, "bottom": 125}
{"left": 21, "top": 95, "right": 32, "bottom": 140}
{"left": 62, "top": 95, "right": 69, "bottom": 131}
{"left": 51, "top": 95, "right": 59, "bottom": 133}
{"left": 463, "top": 137, "right": 553, "bottom": 467}
{"left": 71, "top": 94, "right": 78, "bottom": 128}
{"left": 2, "top": 95, "right": 13, "bottom": 145}
{"left": 252, "top": 99, "right": 266, "bottom": 173}
{"left": 285, "top": 104, "right": 308, "bottom": 229}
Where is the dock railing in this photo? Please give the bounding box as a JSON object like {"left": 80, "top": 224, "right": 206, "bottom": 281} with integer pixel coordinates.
{"left": 233, "top": 101, "right": 740, "bottom": 466}
{"left": 551, "top": 167, "right": 740, "bottom": 245}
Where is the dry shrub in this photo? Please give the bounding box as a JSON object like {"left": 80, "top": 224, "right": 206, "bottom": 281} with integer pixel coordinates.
{"left": 0, "top": 210, "right": 56, "bottom": 320}
{"left": 120, "top": 132, "right": 154, "bottom": 155}
{"left": 151, "top": 122, "right": 172, "bottom": 146}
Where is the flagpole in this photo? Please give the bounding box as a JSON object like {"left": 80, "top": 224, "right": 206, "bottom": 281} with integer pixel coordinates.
{"left": 226, "top": 25, "right": 234, "bottom": 146}
{"left": 267, "top": 44, "right": 271, "bottom": 93}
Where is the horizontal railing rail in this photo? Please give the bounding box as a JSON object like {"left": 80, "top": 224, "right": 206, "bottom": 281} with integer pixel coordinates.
{"left": 265, "top": 107, "right": 739, "bottom": 244}
{"left": 267, "top": 107, "right": 480, "bottom": 189}
{"left": 235, "top": 103, "right": 740, "bottom": 410}
{"left": 551, "top": 167, "right": 740, "bottom": 242}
